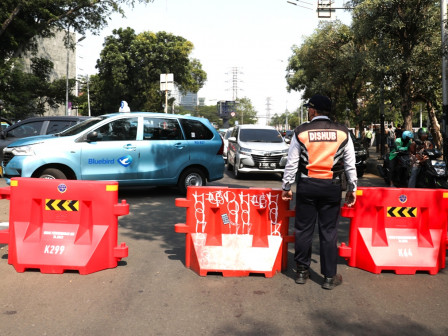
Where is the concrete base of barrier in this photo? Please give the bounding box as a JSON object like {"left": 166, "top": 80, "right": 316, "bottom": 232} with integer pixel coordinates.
{"left": 185, "top": 233, "right": 284, "bottom": 277}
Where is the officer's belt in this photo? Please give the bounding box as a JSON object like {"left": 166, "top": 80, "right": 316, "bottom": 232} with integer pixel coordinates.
{"left": 300, "top": 173, "right": 342, "bottom": 184}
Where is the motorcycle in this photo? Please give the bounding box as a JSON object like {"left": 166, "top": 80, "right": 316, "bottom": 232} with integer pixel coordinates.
{"left": 414, "top": 148, "right": 448, "bottom": 189}
{"left": 377, "top": 150, "right": 411, "bottom": 187}
{"left": 377, "top": 148, "right": 448, "bottom": 189}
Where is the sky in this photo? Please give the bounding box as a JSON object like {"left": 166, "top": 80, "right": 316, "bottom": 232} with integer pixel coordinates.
{"left": 76, "top": 0, "right": 352, "bottom": 124}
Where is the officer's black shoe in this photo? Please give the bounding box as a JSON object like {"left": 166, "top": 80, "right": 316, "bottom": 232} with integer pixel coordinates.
{"left": 295, "top": 265, "right": 310, "bottom": 284}
{"left": 322, "top": 274, "right": 342, "bottom": 290}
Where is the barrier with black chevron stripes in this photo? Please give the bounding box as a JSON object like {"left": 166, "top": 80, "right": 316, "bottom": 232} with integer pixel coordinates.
{"left": 45, "top": 199, "right": 79, "bottom": 211}
{"left": 339, "top": 187, "right": 448, "bottom": 275}
{"left": 175, "top": 186, "right": 295, "bottom": 277}
{"left": 0, "top": 177, "right": 129, "bottom": 274}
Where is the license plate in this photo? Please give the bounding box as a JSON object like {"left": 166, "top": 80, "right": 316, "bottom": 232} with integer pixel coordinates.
{"left": 259, "top": 162, "right": 276, "bottom": 169}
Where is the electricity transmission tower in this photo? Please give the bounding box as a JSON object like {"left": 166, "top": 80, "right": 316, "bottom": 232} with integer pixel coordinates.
{"left": 227, "top": 67, "right": 243, "bottom": 100}
{"left": 265, "top": 97, "right": 272, "bottom": 125}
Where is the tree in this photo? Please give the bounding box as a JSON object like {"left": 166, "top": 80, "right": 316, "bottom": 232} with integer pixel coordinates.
{"left": 93, "top": 28, "right": 207, "bottom": 113}
{"left": 195, "top": 105, "right": 222, "bottom": 126}
{"left": 0, "top": 0, "right": 153, "bottom": 60}
{"left": 286, "top": 20, "right": 367, "bottom": 129}
{"left": 269, "top": 111, "right": 299, "bottom": 130}
{"left": 0, "top": 57, "right": 68, "bottom": 120}
{"left": 235, "top": 97, "right": 257, "bottom": 125}
{"left": 0, "top": 1, "right": 153, "bottom": 118}
{"left": 350, "top": 0, "right": 440, "bottom": 131}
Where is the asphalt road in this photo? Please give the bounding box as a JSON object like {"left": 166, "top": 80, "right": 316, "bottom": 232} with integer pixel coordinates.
{"left": 0, "top": 167, "right": 447, "bottom": 336}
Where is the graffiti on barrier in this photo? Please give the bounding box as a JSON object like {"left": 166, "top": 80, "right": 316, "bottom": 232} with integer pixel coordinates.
{"left": 192, "top": 190, "right": 281, "bottom": 236}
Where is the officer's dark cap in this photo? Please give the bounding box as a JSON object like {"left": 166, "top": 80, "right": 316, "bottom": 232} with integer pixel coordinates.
{"left": 304, "top": 94, "right": 332, "bottom": 112}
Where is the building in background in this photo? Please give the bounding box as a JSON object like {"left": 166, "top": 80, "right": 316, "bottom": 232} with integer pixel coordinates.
{"left": 20, "top": 30, "right": 78, "bottom": 116}
{"left": 179, "top": 92, "right": 198, "bottom": 112}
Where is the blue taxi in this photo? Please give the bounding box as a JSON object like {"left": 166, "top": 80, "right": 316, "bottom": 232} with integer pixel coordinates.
{"left": 2, "top": 113, "right": 225, "bottom": 193}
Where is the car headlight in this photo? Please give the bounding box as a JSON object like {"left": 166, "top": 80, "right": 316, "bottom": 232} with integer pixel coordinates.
{"left": 281, "top": 149, "right": 289, "bottom": 154}
{"left": 9, "top": 144, "right": 37, "bottom": 156}
{"left": 239, "top": 147, "right": 252, "bottom": 155}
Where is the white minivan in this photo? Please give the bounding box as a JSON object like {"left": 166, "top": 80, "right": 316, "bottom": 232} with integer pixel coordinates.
{"left": 227, "top": 125, "right": 289, "bottom": 178}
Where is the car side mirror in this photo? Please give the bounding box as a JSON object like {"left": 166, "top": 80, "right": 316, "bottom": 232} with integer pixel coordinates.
{"left": 86, "top": 131, "right": 99, "bottom": 142}
{"left": 228, "top": 136, "right": 236, "bottom": 142}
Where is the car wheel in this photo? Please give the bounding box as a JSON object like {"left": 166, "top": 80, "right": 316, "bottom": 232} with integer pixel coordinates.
{"left": 38, "top": 168, "right": 67, "bottom": 180}
{"left": 178, "top": 167, "right": 206, "bottom": 194}
{"left": 233, "top": 161, "right": 240, "bottom": 179}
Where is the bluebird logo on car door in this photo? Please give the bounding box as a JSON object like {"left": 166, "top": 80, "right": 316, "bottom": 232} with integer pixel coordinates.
{"left": 118, "top": 155, "right": 133, "bottom": 167}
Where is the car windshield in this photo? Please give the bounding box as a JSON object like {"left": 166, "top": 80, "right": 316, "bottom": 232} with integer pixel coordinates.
{"left": 239, "top": 129, "right": 283, "bottom": 143}
{"left": 57, "top": 117, "right": 105, "bottom": 136}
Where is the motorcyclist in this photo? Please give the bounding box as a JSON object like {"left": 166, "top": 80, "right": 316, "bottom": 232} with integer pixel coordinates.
{"left": 408, "top": 127, "right": 434, "bottom": 188}
{"left": 388, "top": 130, "right": 414, "bottom": 187}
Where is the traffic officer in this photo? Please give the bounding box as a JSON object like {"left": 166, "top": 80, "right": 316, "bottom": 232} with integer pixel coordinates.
{"left": 281, "top": 94, "right": 357, "bottom": 290}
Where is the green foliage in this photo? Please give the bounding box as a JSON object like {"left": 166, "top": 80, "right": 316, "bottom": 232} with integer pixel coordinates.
{"left": 0, "top": 1, "right": 153, "bottom": 60}
{"left": 0, "top": 0, "right": 153, "bottom": 119}
{"left": 287, "top": 20, "right": 367, "bottom": 128}
{"left": 195, "top": 105, "right": 222, "bottom": 126}
{"left": 235, "top": 97, "right": 258, "bottom": 125}
{"left": 0, "top": 57, "right": 69, "bottom": 120}
{"left": 92, "top": 28, "right": 207, "bottom": 113}
{"left": 352, "top": 0, "right": 440, "bottom": 129}
{"left": 269, "top": 110, "right": 300, "bottom": 130}
{"left": 288, "top": 1, "right": 441, "bottom": 131}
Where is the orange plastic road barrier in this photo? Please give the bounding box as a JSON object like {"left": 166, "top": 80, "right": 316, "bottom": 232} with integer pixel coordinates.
{"left": 339, "top": 187, "right": 448, "bottom": 275}
{"left": 0, "top": 178, "right": 129, "bottom": 274}
{"left": 175, "top": 186, "right": 295, "bottom": 277}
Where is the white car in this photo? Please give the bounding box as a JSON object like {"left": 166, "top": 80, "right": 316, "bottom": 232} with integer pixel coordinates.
{"left": 227, "top": 125, "right": 289, "bottom": 178}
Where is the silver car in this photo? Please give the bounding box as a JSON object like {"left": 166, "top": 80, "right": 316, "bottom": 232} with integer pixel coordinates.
{"left": 227, "top": 125, "right": 289, "bottom": 178}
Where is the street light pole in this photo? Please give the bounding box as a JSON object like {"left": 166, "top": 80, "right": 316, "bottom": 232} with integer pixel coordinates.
{"left": 87, "top": 75, "right": 91, "bottom": 117}
{"left": 0, "top": 99, "right": 4, "bottom": 126}
{"left": 66, "top": 33, "right": 85, "bottom": 116}
{"left": 65, "top": 45, "right": 69, "bottom": 116}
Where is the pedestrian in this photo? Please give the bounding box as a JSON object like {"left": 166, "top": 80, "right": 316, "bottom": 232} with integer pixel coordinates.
{"left": 374, "top": 126, "right": 380, "bottom": 153}
{"left": 363, "top": 126, "right": 372, "bottom": 150}
{"left": 395, "top": 124, "right": 403, "bottom": 139}
{"left": 281, "top": 94, "right": 357, "bottom": 290}
{"left": 386, "top": 124, "right": 396, "bottom": 151}
{"left": 408, "top": 128, "right": 433, "bottom": 188}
